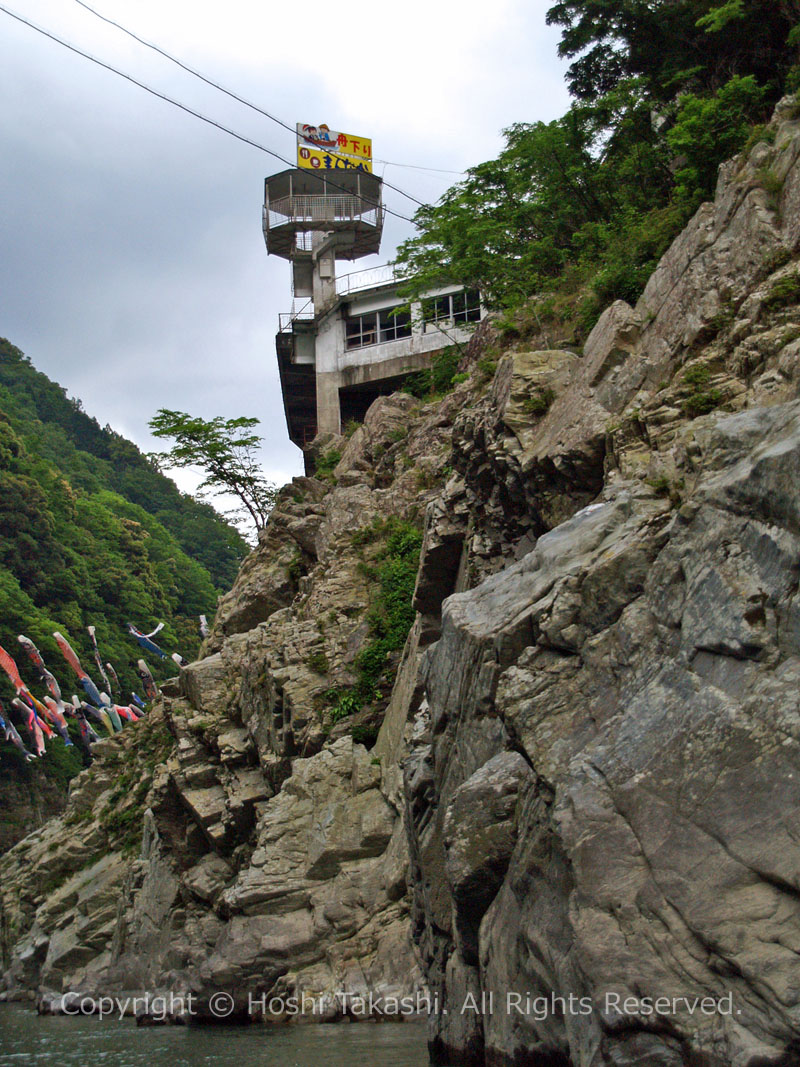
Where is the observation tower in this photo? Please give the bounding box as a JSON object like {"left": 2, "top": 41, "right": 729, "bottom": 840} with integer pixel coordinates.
{"left": 264, "top": 124, "right": 482, "bottom": 451}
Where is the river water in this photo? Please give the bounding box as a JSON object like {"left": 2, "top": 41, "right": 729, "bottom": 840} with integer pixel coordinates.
{"left": 0, "top": 1004, "right": 430, "bottom": 1066}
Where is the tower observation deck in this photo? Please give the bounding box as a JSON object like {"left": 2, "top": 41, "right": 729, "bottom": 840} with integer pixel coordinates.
{"left": 264, "top": 128, "right": 483, "bottom": 455}
{"left": 263, "top": 168, "right": 384, "bottom": 261}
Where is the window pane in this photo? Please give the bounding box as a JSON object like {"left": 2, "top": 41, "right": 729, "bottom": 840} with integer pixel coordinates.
{"left": 376, "top": 308, "right": 410, "bottom": 341}
{"left": 379, "top": 312, "right": 393, "bottom": 342}
{"left": 345, "top": 313, "right": 378, "bottom": 348}
{"left": 393, "top": 310, "right": 411, "bottom": 338}
{"left": 465, "top": 289, "right": 481, "bottom": 321}
{"left": 345, "top": 318, "right": 361, "bottom": 348}
{"left": 361, "top": 313, "right": 377, "bottom": 345}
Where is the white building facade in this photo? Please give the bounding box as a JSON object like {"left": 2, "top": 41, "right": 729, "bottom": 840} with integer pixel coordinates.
{"left": 264, "top": 168, "right": 484, "bottom": 448}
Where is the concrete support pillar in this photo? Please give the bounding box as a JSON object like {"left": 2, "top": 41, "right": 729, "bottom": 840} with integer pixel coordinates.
{"left": 311, "top": 229, "right": 342, "bottom": 315}
{"left": 312, "top": 245, "right": 337, "bottom": 312}
{"left": 315, "top": 370, "right": 341, "bottom": 435}
{"left": 411, "top": 300, "right": 423, "bottom": 336}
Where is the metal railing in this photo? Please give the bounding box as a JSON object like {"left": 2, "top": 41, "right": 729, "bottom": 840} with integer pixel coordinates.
{"left": 278, "top": 266, "right": 401, "bottom": 330}
{"left": 336, "top": 263, "right": 397, "bottom": 296}
{"left": 267, "top": 194, "right": 381, "bottom": 228}
{"left": 278, "top": 300, "right": 314, "bottom": 333}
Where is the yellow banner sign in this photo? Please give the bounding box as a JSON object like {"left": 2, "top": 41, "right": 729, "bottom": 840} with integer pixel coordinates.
{"left": 296, "top": 123, "right": 372, "bottom": 173}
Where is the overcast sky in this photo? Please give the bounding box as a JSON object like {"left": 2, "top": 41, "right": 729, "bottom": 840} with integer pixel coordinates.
{"left": 0, "top": 0, "right": 571, "bottom": 499}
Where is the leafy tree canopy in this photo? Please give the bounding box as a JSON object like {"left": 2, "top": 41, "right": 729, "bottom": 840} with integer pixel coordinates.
{"left": 546, "top": 0, "right": 800, "bottom": 102}
{"left": 396, "top": 1, "right": 798, "bottom": 326}
{"left": 149, "top": 410, "right": 277, "bottom": 539}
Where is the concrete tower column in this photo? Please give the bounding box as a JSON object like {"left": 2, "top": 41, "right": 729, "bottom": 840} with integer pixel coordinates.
{"left": 313, "top": 310, "right": 343, "bottom": 435}
{"left": 312, "top": 240, "right": 337, "bottom": 314}
{"left": 315, "top": 372, "right": 341, "bottom": 435}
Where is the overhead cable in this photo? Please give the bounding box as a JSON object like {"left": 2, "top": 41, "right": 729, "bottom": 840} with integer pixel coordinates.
{"left": 71, "top": 0, "right": 427, "bottom": 207}
{"left": 377, "top": 160, "right": 466, "bottom": 176}
{"left": 0, "top": 3, "right": 416, "bottom": 223}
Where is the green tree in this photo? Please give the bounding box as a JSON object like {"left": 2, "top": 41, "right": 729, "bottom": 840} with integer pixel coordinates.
{"left": 546, "top": 0, "right": 800, "bottom": 102}
{"left": 668, "top": 74, "right": 768, "bottom": 205}
{"left": 396, "top": 0, "right": 796, "bottom": 327}
{"left": 149, "top": 410, "right": 277, "bottom": 538}
{"left": 395, "top": 110, "right": 619, "bottom": 308}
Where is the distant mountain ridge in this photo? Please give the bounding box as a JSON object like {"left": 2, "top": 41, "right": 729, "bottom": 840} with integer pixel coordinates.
{"left": 0, "top": 338, "right": 247, "bottom": 589}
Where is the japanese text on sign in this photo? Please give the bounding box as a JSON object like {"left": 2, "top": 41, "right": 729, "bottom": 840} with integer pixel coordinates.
{"left": 296, "top": 123, "right": 373, "bottom": 173}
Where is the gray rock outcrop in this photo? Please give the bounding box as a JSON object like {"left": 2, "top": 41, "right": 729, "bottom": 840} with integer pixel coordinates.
{"left": 404, "top": 98, "right": 800, "bottom": 1067}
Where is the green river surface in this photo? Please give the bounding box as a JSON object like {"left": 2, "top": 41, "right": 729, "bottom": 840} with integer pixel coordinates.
{"left": 0, "top": 1003, "right": 429, "bottom": 1065}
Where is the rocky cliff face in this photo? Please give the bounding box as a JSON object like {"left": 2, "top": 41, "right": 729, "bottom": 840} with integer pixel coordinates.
{"left": 406, "top": 97, "right": 800, "bottom": 1067}
{"left": 0, "top": 761, "right": 68, "bottom": 855}
{"left": 0, "top": 387, "right": 459, "bottom": 1016}
{"left": 2, "top": 97, "right": 800, "bottom": 1066}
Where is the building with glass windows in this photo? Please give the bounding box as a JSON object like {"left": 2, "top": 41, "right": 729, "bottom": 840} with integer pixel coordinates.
{"left": 263, "top": 167, "right": 484, "bottom": 450}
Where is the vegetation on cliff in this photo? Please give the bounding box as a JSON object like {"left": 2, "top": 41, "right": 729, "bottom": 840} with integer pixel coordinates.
{"left": 325, "top": 515, "right": 423, "bottom": 741}
{"left": 396, "top": 0, "right": 800, "bottom": 331}
{"left": 149, "top": 409, "right": 278, "bottom": 539}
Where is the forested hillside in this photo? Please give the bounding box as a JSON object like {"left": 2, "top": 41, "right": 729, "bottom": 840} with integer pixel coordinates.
{"left": 0, "top": 338, "right": 249, "bottom": 839}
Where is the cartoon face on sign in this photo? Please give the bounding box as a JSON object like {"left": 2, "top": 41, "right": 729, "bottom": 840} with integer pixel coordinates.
{"left": 296, "top": 123, "right": 373, "bottom": 172}
{"left": 300, "top": 124, "right": 338, "bottom": 150}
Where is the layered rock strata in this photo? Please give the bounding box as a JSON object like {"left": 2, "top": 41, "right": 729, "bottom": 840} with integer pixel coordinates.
{"left": 0, "top": 391, "right": 457, "bottom": 1017}
{"left": 406, "top": 98, "right": 800, "bottom": 1066}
